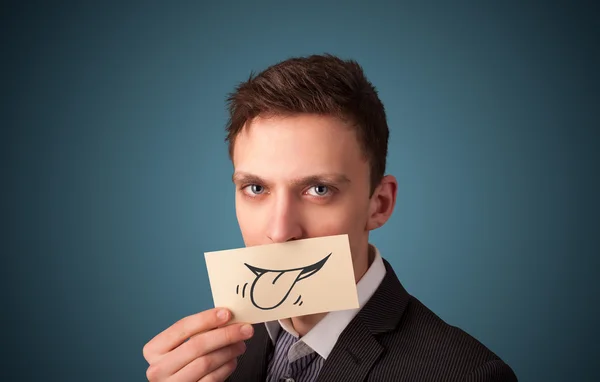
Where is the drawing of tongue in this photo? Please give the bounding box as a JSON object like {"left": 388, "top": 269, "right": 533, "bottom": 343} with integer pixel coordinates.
{"left": 244, "top": 253, "right": 331, "bottom": 310}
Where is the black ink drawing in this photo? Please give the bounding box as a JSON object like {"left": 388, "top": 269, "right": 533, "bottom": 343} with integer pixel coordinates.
{"left": 236, "top": 253, "right": 331, "bottom": 310}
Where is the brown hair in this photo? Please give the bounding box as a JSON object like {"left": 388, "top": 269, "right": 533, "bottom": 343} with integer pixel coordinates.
{"left": 225, "top": 54, "right": 389, "bottom": 194}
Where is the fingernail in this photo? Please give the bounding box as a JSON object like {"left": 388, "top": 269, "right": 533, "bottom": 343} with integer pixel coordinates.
{"left": 217, "top": 309, "right": 229, "bottom": 321}
{"left": 240, "top": 324, "right": 254, "bottom": 337}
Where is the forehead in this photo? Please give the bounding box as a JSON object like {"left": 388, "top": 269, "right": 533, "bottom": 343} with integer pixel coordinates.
{"left": 232, "top": 114, "right": 368, "bottom": 178}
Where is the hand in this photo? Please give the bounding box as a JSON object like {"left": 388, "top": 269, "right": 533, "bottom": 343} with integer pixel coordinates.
{"left": 143, "top": 308, "right": 254, "bottom": 381}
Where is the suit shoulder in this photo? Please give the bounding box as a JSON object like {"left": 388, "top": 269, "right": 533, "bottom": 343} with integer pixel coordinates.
{"left": 374, "top": 296, "right": 515, "bottom": 380}
{"left": 396, "top": 296, "right": 501, "bottom": 359}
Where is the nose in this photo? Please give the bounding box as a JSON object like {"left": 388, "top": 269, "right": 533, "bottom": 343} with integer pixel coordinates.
{"left": 266, "top": 192, "right": 303, "bottom": 243}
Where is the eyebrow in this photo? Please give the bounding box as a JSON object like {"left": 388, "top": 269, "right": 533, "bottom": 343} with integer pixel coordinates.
{"left": 232, "top": 172, "right": 351, "bottom": 188}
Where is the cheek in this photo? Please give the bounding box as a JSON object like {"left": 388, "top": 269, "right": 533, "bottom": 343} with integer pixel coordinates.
{"left": 235, "top": 198, "right": 265, "bottom": 246}
{"left": 305, "top": 198, "right": 370, "bottom": 237}
{"left": 309, "top": 198, "right": 371, "bottom": 262}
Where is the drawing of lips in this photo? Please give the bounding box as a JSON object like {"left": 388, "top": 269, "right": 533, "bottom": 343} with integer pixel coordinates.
{"left": 243, "top": 253, "right": 331, "bottom": 310}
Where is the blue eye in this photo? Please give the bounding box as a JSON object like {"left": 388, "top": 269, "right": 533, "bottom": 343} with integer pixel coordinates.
{"left": 307, "top": 185, "right": 329, "bottom": 196}
{"left": 249, "top": 184, "right": 264, "bottom": 194}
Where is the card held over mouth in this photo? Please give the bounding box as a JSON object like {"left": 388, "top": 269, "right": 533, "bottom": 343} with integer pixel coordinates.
{"left": 204, "top": 234, "right": 359, "bottom": 324}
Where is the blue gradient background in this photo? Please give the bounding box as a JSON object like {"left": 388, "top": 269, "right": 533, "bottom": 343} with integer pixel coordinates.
{"left": 2, "top": 1, "right": 598, "bottom": 381}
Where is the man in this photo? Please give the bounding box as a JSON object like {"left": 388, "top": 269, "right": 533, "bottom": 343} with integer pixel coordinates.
{"left": 143, "top": 54, "right": 517, "bottom": 381}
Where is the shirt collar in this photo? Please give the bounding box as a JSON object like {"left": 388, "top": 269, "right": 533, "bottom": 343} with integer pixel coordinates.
{"left": 264, "top": 244, "right": 387, "bottom": 359}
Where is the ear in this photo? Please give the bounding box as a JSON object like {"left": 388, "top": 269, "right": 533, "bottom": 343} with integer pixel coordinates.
{"left": 366, "top": 175, "right": 398, "bottom": 231}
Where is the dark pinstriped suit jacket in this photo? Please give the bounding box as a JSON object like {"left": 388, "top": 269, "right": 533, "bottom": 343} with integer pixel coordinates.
{"left": 227, "top": 259, "right": 517, "bottom": 381}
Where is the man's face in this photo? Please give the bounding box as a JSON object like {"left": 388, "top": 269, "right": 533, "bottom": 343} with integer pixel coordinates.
{"left": 231, "top": 114, "right": 374, "bottom": 280}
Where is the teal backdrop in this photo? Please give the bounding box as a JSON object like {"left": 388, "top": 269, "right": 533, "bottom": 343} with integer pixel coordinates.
{"left": 2, "top": 1, "right": 598, "bottom": 381}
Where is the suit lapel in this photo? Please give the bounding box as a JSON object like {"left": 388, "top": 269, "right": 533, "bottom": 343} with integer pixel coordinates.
{"left": 227, "top": 323, "right": 272, "bottom": 381}
{"left": 317, "top": 259, "right": 410, "bottom": 382}
{"left": 315, "top": 318, "right": 384, "bottom": 382}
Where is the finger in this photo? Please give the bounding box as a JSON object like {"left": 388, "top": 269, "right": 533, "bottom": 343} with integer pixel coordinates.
{"left": 143, "top": 308, "right": 231, "bottom": 364}
{"left": 197, "top": 359, "right": 238, "bottom": 382}
{"left": 158, "top": 323, "right": 253, "bottom": 377}
{"left": 170, "top": 342, "right": 245, "bottom": 382}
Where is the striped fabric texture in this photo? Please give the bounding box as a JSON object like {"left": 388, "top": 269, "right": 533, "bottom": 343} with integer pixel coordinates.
{"left": 266, "top": 329, "right": 324, "bottom": 382}
{"left": 227, "top": 258, "right": 518, "bottom": 381}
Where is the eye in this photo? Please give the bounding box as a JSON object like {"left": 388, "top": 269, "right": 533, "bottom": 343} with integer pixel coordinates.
{"left": 306, "top": 185, "right": 329, "bottom": 197}
{"left": 243, "top": 184, "right": 265, "bottom": 195}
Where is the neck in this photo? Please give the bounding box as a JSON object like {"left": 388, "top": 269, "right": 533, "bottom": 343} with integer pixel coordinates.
{"left": 290, "top": 243, "right": 374, "bottom": 337}
{"left": 290, "top": 312, "right": 328, "bottom": 337}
